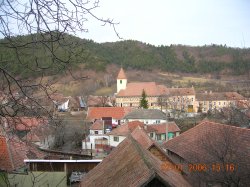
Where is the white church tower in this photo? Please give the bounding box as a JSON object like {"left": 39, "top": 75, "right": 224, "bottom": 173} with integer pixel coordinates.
{"left": 117, "top": 68, "right": 127, "bottom": 93}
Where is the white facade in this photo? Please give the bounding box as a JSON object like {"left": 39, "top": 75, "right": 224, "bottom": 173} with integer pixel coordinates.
{"left": 82, "top": 135, "right": 109, "bottom": 149}
{"left": 117, "top": 78, "right": 127, "bottom": 93}
{"left": 109, "top": 135, "right": 126, "bottom": 147}
{"left": 90, "top": 129, "right": 104, "bottom": 135}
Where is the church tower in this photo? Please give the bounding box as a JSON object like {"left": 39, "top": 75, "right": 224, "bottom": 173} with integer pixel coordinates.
{"left": 117, "top": 68, "right": 127, "bottom": 93}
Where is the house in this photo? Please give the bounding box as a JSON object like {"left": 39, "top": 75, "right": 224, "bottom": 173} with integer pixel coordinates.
{"left": 162, "top": 120, "right": 250, "bottom": 186}
{"left": 86, "top": 107, "right": 133, "bottom": 127}
{"left": 108, "top": 121, "right": 144, "bottom": 147}
{"left": 196, "top": 91, "right": 246, "bottom": 113}
{"left": 123, "top": 108, "right": 167, "bottom": 124}
{"left": 108, "top": 121, "right": 180, "bottom": 148}
{"left": 146, "top": 122, "right": 181, "bottom": 143}
{"left": 82, "top": 120, "right": 109, "bottom": 150}
{"left": 80, "top": 130, "right": 191, "bottom": 187}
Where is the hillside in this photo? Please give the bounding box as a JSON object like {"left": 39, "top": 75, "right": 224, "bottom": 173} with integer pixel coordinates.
{"left": 1, "top": 33, "right": 250, "bottom": 79}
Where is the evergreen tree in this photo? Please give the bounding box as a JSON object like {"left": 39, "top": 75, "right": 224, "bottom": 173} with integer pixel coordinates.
{"left": 140, "top": 89, "right": 149, "bottom": 109}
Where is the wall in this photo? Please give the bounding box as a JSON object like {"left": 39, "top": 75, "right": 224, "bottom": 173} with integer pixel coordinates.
{"left": 82, "top": 135, "right": 109, "bottom": 149}
{"left": 109, "top": 135, "right": 126, "bottom": 147}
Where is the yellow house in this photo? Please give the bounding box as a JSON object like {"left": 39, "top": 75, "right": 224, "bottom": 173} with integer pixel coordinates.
{"left": 196, "top": 91, "right": 246, "bottom": 113}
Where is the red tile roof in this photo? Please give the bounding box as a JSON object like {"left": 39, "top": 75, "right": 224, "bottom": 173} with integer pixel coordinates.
{"left": 196, "top": 92, "right": 245, "bottom": 101}
{"left": 87, "top": 107, "right": 133, "bottom": 120}
{"left": 80, "top": 133, "right": 191, "bottom": 187}
{"left": 149, "top": 122, "right": 181, "bottom": 134}
{"left": 167, "top": 87, "right": 195, "bottom": 96}
{"left": 117, "top": 68, "right": 127, "bottom": 79}
{"left": 117, "top": 82, "right": 161, "bottom": 97}
{"left": 108, "top": 121, "right": 144, "bottom": 136}
{"left": 0, "top": 135, "right": 45, "bottom": 171}
{"left": 90, "top": 120, "right": 104, "bottom": 130}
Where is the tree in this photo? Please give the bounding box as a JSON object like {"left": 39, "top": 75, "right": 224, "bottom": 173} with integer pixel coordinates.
{"left": 0, "top": 0, "right": 118, "bottom": 129}
{"left": 0, "top": 0, "right": 118, "bottom": 186}
{"left": 139, "top": 89, "right": 148, "bottom": 109}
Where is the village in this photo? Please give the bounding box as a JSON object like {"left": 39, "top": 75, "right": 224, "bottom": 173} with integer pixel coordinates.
{"left": 0, "top": 68, "right": 249, "bottom": 187}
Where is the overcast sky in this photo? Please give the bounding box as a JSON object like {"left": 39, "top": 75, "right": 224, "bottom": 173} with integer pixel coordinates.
{"left": 81, "top": 0, "right": 250, "bottom": 48}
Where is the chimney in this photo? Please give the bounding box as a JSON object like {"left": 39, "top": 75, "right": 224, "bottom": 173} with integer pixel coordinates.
{"left": 144, "top": 125, "right": 147, "bottom": 130}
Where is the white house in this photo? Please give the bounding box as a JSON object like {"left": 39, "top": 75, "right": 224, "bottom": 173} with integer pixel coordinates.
{"left": 108, "top": 121, "right": 144, "bottom": 147}
{"left": 82, "top": 120, "right": 109, "bottom": 150}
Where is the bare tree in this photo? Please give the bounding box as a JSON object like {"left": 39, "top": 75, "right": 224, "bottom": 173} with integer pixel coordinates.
{"left": 189, "top": 127, "right": 250, "bottom": 187}
{"left": 0, "top": 0, "right": 119, "bottom": 130}
{"left": 0, "top": 1, "right": 119, "bottom": 186}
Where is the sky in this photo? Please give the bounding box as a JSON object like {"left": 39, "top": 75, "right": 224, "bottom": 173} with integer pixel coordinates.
{"left": 81, "top": 0, "right": 250, "bottom": 48}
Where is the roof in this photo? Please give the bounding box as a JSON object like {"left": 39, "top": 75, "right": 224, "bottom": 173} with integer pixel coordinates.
{"left": 124, "top": 109, "right": 167, "bottom": 120}
{"left": 162, "top": 120, "right": 250, "bottom": 166}
{"left": 148, "top": 122, "right": 180, "bottom": 134}
{"left": 2, "top": 117, "right": 48, "bottom": 131}
{"left": 0, "top": 135, "right": 45, "bottom": 172}
{"left": 108, "top": 121, "right": 144, "bottom": 136}
{"left": 80, "top": 133, "right": 191, "bottom": 187}
{"left": 117, "top": 68, "right": 127, "bottom": 79}
{"left": 167, "top": 87, "right": 195, "bottom": 96}
{"left": 117, "top": 82, "right": 161, "bottom": 97}
{"left": 90, "top": 120, "right": 103, "bottom": 130}
{"left": 87, "top": 107, "right": 133, "bottom": 120}
{"left": 196, "top": 92, "right": 245, "bottom": 101}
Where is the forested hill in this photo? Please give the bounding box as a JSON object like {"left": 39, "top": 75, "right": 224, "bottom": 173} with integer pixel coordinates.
{"left": 1, "top": 33, "right": 250, "bottom": 77}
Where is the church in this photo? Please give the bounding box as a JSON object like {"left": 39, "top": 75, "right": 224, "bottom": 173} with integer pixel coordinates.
{"left": 115, "top": 68, "right": 197, "bottom": 112}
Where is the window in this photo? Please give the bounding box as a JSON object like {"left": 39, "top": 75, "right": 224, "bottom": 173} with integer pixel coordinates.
{"left": 94, "top": 131, "right": 98, "bottom": 135}
{"left": 191, "top": 98, "right": 194, "bottom": 102}
{"left": 120, "top": 80, "right": 122, "bottom": 84}
{"left": 150, "top": 133, "right": 154, "bottom": 138}
{"left": 113, "top": 136, "right": 119, "bottom": 142}
{"left": 156, "top": 120, "right": 160, "bottom": 124}
{"left": 156, "top": 134, "right": 161, "bottom": 141}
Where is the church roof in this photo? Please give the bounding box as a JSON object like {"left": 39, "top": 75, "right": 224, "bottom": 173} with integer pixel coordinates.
{"left": 117, "top": 68, "right": 127, "bottom": 79}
